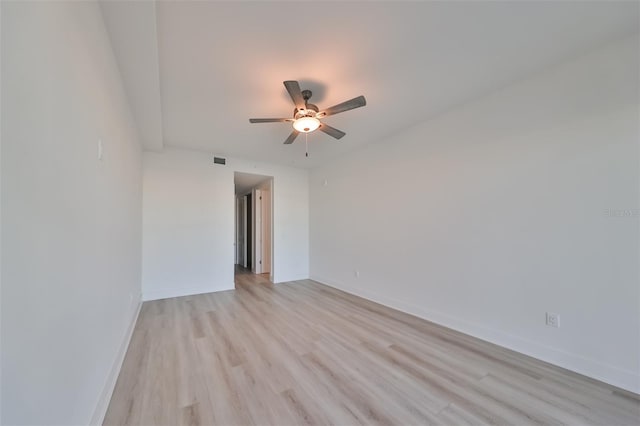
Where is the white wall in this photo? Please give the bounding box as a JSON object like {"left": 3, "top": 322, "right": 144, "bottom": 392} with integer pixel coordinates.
{"left": 142, "top": 149, "right": 308, "bottom": 300}
{"left": 1, "top": 2, "right": 143, "bottom": 424}
{"left": 310, "top": 36, "right": 640, "bottom": 393}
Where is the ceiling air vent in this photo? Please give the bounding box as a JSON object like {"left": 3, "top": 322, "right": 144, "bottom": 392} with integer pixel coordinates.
{"left": 213, "top": 156, "right": 226, "bottom": 165}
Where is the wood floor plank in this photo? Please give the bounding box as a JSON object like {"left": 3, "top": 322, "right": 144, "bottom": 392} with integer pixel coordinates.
{"left": 104, "top": 268, "right": 640, "bottom": 425}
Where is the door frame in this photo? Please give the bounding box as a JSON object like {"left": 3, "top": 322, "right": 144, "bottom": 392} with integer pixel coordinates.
{"left": 233, "top": 173, "right": 274, "bottom": 279}
{"left": 260, "top": 181, "right": 272, "bottom": 278}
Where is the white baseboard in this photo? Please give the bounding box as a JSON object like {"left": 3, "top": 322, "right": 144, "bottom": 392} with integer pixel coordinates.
{"left": 310, "top": 274, "right": 640, "bottom": 395}
{"left": 90, "top": 300, "right": 142, "bottom": 425}
{"left": 142, "top": 283, "right": 235, "bottom": 301}
{"left": 273, "top": 274, "right": 309, "bottom": 284}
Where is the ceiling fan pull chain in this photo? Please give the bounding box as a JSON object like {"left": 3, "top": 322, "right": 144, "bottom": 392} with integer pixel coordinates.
{"left": 305, "top": 133, "right": 309, "bottom": 157}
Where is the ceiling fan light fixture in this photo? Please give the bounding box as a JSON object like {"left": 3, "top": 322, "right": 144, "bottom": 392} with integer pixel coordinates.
{"left": 249, "top": 81, "right": 366, "bottom": 145}
{"left": 293, "top": 116, "right": 320, "bottom": 133}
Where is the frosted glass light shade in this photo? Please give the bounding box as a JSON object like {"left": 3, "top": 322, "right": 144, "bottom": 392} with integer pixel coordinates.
{"left": 293, "top": 116, "right": 320, "bottom": 133}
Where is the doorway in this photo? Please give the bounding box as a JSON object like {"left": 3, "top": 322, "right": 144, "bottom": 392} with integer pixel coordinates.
{"left": 246, "top": 193, "right": 252, "bottom": 270}
{"left": 234, "top": 172, "right": 273, "bottom": 284}
{"left": 234, "top": 193, "right": 252, "bottom": 270}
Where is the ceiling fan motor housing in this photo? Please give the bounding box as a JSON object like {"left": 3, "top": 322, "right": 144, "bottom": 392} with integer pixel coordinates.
{"left": 294, "top": 89, "right": 319, "bottom": 118}
{"left": 294, "top": 103, "right": 319, "bottom": 120}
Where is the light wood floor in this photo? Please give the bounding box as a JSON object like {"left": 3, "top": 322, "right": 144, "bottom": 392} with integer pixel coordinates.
{"left": 104, "top": 270, "right": 639, "bottom": 425}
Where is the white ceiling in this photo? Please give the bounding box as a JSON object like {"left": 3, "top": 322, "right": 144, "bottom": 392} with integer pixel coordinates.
{"left": 100, "top": 1, "right": 163, "bottom": 151}
{"left": 101, "top": 1, "right": 639, "bottom": 168}
{"left": 235, "top": 172, "right": 271, "bottom": 196}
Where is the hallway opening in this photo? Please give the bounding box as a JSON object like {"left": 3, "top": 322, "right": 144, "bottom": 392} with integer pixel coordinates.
{"left": 234, "top": 172, "right": 273, "bottom": 286}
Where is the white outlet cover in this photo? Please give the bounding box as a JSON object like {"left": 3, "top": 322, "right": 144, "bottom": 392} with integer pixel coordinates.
{"left": 97, "top": 139, "right": 103, "bottom": 160}
{"left": 546, "top": 312, "right": 560, "bottom": 328}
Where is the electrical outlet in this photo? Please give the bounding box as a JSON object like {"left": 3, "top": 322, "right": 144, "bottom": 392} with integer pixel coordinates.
{"left": 354, "top": 270, "right": 360, "bottom": 278}
{"left": 97, "top": 139, "right": 103, "bottom": 160}
{"left": 546, "top": 312, "right": 560, "bottom": 328}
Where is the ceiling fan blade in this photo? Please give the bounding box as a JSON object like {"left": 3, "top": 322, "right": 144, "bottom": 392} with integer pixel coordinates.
{"left": 318, "top": 95, "right": 366, "bottom": 117}
{"left": 283, "top": 80, "right": 306, "bottom": 111}
{"left": 319, "top": 123, "right": 346, "bottom": 140}
{"left": 283, "top": 130, "right": 299, "bottom": 144}
{"left": 249, "top": 118, "right": 292, "bottom": 123}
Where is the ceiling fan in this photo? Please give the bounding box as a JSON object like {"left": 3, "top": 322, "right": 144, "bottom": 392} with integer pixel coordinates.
{"left": 249, "top": 80, "right": 366, "bottom": 145}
